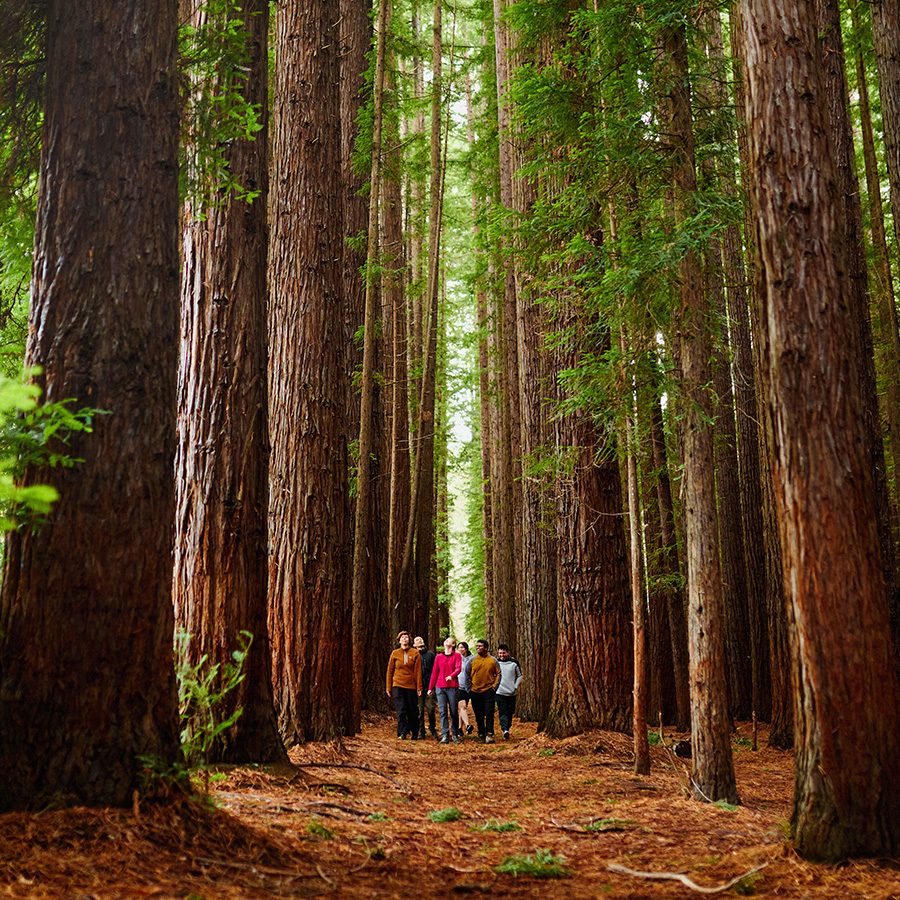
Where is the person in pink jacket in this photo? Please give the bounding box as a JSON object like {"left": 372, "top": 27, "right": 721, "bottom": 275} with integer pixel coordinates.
{"left": 427, "top": 636, "right": 463, "bottom": 743}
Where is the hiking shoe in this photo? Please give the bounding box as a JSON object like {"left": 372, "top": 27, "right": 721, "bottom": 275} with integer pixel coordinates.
{"left": 452, "top": 735, "right": 461, "bottom": 744}
{"left": 502, "top": 731, "right": 510, "bottom": 741}
{"left": 484, "top": 734, "right": 494, "bottom": 744}
{"left": 466, "top": 725, "right": 474, "bottom": 735}
{"left": 439, "top": 736, "right": 449, "bottom": 744}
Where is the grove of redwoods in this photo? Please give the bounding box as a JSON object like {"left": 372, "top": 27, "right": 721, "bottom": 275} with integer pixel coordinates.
{"left": 0, "top": 0, "right": 897, "bottom": 871}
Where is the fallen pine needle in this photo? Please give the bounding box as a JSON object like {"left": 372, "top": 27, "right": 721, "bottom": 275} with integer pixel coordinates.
{"left": 194, "top": 856, "right": 318, "bottom": 880}
{"left": 316, "top": 863, "right": 335, "bottom": 886}
{"left": 607, "top": 862, "right": 768, "bottom": 894}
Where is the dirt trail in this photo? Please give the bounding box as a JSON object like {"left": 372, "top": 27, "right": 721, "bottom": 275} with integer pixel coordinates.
{"left": 1, "top": 716, "right": 897, "bottom": 897}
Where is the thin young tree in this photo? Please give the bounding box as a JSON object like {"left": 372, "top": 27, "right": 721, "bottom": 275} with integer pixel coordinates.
{"left": 0, "top": 0, "right": 182, "bottom": 808}
{"left": 268, "top": 0, "right": 354, "bottom": 743}
{"left": 740, "top": 0, "right": 900, "bottom": 859}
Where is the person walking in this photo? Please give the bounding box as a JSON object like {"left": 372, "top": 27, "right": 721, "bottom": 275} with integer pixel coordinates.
{"left": 386, "top": 631, "right": 422, "bottom": 739}
{"left": 495, "top": 644, "right": 523, "bottom": 740}
{"left": 413, "top": 636, "right": 438, "bottom": 740}
{"left": 428, "top": 636, "right": 462, "bottom": 743}
{"left": 457, "top": 641, "right": 474, "bottom": 736}
{"left": 468, "top": 639, "right": 500, "bottom": 743}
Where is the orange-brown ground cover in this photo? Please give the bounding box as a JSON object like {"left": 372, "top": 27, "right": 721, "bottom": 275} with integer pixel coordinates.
{"left": 1, "top": 716, "right": 897, "bottom": 898}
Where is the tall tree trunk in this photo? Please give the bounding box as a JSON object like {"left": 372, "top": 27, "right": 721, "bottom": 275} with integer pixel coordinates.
{"left": 544, "top": 310, "right": 633, "bottom": 739}
{"left": 0, "top": 0, "right": 181, "bottom": 809}
{"left": 661, "top": 20, "right": 738, "bottom": 804}
{"left": 268, "top": 0, "right": 353, "bottom": 744}
{"left": 741, "top": 0, "right": 900, "bottom": 859}
{"left": 815, "top": 0, "right": 897, "bottom": 636}
{"left": 174, "top": 0, "right": 284, "bottom": 764}
{"left": 349, "top": 0, "right": 388, "bottom": 731}
{"left": 729, "top": 0, "right": 792, "bottom": 748}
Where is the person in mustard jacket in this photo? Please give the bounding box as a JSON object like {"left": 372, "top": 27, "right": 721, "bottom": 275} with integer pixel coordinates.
{"left": 386, "top": 630, "right": 422, "bottom": 739}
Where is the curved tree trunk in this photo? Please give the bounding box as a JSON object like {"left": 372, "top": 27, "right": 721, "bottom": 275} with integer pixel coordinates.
{"left": 268, "top": 0, "right": 353, "bottom": 744}
{"left": 741, "top": 0, "right": 900, "bottom": 860}
{"left": 174, "top": 0, "right": 284, "bottom": 764}
{"left": 0, "top": 0, "right": 181, "bottom": 809}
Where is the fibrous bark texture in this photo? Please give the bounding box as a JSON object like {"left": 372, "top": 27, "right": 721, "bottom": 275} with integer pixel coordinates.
{"left": 268, "top": 0, "right": 353, "bottom": 744}
{"left": 0, "top": 0, "right": 181, "bottom": 808}
{"left": 741, "top": 0, "right": 900, "bottom": 859}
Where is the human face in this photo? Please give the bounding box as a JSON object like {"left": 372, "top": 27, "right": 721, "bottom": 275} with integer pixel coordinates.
{"left": 498, "top": 648, "right": 510, "bottom": 662}
{"left": 398, "top": 633, "right": 410, "bottom": 649}
{"left": 443, "top": 638, "right": 456, "bottom": 655}
{"left": 476, "top": 641, "right": 488, "bottom": 657}
{"left": 413, "top": 637, "right": 425, "bottom": 652}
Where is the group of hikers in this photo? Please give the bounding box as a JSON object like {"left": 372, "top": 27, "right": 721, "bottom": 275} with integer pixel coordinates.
{"left": 385, "top": 631, "right": 523, "bottom": 744}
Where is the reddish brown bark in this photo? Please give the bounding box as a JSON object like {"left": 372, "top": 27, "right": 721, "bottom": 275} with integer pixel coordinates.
{"left": 741, "top": 0, "right": 900, "bottom": 859}
{"left": 0, "top": 0, "right": 181, "bottom": 808}
{"left": 174, "top": 0, "right": 284, "bottom": 764}
{"left": 661, "top": 20, "right": 738, "bottom": 804}
{"left": 268, "top": 0, "right": 353, "bottom": 744}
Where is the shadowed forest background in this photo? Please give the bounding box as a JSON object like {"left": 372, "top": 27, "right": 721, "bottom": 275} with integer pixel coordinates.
{"left": 0, "top": 0, "right": 898, "bottom": 895}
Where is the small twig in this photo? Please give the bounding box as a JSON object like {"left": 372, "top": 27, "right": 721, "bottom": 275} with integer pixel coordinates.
{"left": 441, "top": 863, "right": 485, "bottom": 874}
{"left": 291, "top": 761, "right": 405, "bottom": 790}
{"left": 548, "top": 815, "right": 589, "bottom": 834}
{"left": 315, "top": 863, "right": 335, "bottom": 886}
{"left": 608, "top": 862, "right": 768, "bottom": 894}
{"left": 194, "top": 856, "right": 318, "bottom": 880}
{"left": 305, "top": 801, "right": 371, "bottom": 817}
{"left": 752, "top": 711, "right": 758, "bottom": 751}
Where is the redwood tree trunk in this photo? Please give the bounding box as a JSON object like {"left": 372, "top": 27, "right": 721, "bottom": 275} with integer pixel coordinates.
{"left": 741, "top": 0, "right": 900, "bottom": 859}
{"left": 661, "top": 20, "right": 738, "bottom": 804}
{"left": 0, "top": 0, "right": 181, "bottom": 808}
{"left": 174, "top": 0, "right": 284, "bottom": 764}
{"left": 268, "top": 0, "right": 353, "bottom": 744}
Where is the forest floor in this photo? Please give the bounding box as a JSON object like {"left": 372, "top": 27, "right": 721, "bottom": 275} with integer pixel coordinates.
{"left": 1, "top": 715, "right": 897, "bottom": 898}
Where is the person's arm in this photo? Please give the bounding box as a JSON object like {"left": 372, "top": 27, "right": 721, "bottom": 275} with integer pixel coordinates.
{"left": 449, "top": 652, "right": 462, "bottom": 681}
{"left": 428, "top": 656, "right": 440, "bottom": 693}
{"left": 386, "top": 652, "right": 395, "bottom": 695}
{"left": 415, "top": 651, "right": 423, "bottom": 693}
{"left": 492, "top": 659, "right": 501, "bottom": 690}
{"left": 514, "top": 663, "right": 523, "bottom": 691}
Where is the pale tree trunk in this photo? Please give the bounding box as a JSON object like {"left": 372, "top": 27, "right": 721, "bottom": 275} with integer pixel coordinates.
{"left": 174, "top": 0, "right": 284, "bottom": 764}
{"left": 0, "top": 0, "right": 181, "bottom": 809}
{"left": 661, "top": 20, "right": 738, "bottom": 804}
{"left": 740, "top": 0, "right": 900, "bottom": 859}
{"left": 268, "top": 0, "right": 353, "bottom": 744}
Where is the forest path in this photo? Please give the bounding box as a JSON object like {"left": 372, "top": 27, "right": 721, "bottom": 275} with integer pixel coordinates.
{"left": 2, "top": 716, "right": 897, "bottom": 897}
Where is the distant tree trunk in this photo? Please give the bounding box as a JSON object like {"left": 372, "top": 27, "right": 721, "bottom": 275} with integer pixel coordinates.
{"left": 661, "top": 20, "right": 738, "bottom": 804}
{"left": 174, "top": 0, "right": 284, "bottom": 764}
{"left": 0, "top": 0, "right": 181, "bottom": 809}
{"left": 648, "top": 384, "right": 690, "bottom": 732}
{"left": 385, "top": 62, "right": 412, "bottom": 644}
{"left": 349, "top": 0, "right": 388, "bottom": 730}
{"left": 853, "top": 0, "right": 900, "bottom": 566}
{"left": 815, "top": 0, "right": 897, "bottom": 629}
{"left": 268, "top": 0, "right": 353, "bottom": 744}
{"left": 544, "top": 310, "right": 633, "bottom": 739}
{"left": 741, "top": 0, "right": 900, "bottom": 859}
{"left": 729, "top": 0, "right": 792, "bottom": 747}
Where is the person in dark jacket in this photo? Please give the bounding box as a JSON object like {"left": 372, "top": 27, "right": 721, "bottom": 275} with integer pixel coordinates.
{"left": 414, "top": 635, "right": 438, "bottom": 739}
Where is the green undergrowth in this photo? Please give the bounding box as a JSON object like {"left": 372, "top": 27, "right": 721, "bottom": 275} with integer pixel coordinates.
{"left": 428, "top": 807, "right": 464, "bottom": 823}
{"left": 496, "top": 849, "right": 570, "bottom": 878}
{"left": 472, "top": 819, "right": 522, "bottom": 833}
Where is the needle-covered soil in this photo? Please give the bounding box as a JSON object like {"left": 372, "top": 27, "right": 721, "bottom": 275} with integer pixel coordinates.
{"left": 1, "top": 717, "right": 897, "bottom": 897}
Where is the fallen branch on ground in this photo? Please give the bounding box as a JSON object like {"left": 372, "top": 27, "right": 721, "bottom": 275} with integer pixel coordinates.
{"left": 290, "top": 762, "right": 406, "bottom": 791}
{"left": 607, "top": 862, "right": 768, "bottom": 894}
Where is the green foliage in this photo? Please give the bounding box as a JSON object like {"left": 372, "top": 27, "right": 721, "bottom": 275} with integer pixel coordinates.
{"left": 428, "top": 806, "right": 464, "bottom": 823}
{"left": 472, "top": 819, "right": 522, "bottom": 833}
{"left": 175, "top": 628, "right": 252, "bottom": 770}
{"left": 713, "top": 800, "right": 739, "bottom": 812}
{"left": 179, "top": 0, "right": 264, "bottom": 210}
{"left": 307, "top": 818, "right": 334, "bottom": 839}
{"left": 366, "top": 812, "right": 390, "bottom": 822}
{"left": 647, "top": 730, "right": 662, "bottom": 746}
{"left": 537, "top": 748, "right": 555, "bottom": 758}
{"left": 584, "top": 818, "right": 635, "bottom": 832}
{"left": 495, "top": 849, "right": 570, "bottom": 878}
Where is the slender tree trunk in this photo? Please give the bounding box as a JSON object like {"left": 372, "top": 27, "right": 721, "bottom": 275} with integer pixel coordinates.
{"left": 174, "top": 0, "right": 284, "bottom": 764}
{"left": 661, "top": 20, "right": 738, "bottom": 804}
{"left": 268, "top": 0, "right": 353, "bottom": 744}
{"left": 729, "top": 0, "right": 792, "bottom": 748}
{"left": 741, "top": 0, "right": 900, "bottom": 859}
{"left": 349, "top": 0, "right": 388, "bottom": 731}
{"left": 0, "top": 0, "right": 181, "bottom": 809}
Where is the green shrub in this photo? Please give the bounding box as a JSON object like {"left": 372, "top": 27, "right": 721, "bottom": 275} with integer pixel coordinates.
{"left": 428, "top": 807, "right": 464, "bottom": 823}
{"left": 584, "top": 818, "right": 635, "bottom": 832}
{"left": 472, "top": 819, "right": 522, "bottom": 833}
{"left": 496, "top": 849, "right": 570, "bottom": 878}
{"left": 307, "top": 818, "right": 334, "bottom": 839}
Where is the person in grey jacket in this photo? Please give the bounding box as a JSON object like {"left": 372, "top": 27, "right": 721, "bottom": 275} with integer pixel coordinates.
{"left": 495, "top": 644, "right": 523, "bottom": 740}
